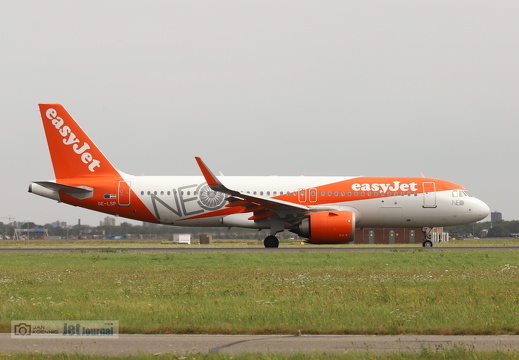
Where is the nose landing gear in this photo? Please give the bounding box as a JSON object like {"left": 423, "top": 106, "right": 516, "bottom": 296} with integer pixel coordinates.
{"left": 422, "top": 227, "right": 433, "bottom": 247}
{"left": 422, "top": 239, "right": 433, "bottom": 247}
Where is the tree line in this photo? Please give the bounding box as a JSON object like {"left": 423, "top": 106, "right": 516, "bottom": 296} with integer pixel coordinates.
{"left": 444, "top": 220, "right": 518, "bottom": 238}
{"left": 0, "top": 221, "right": 271, "bottom": 240}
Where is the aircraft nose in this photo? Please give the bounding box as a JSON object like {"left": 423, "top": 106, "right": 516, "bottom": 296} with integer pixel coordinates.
{"left": 472, "top": 198, "right": 490, "bottom": 221}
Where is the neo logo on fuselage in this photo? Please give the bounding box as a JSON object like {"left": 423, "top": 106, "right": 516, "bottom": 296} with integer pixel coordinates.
{"left": 149, "top": 183, "right": 226, "bottom": 221}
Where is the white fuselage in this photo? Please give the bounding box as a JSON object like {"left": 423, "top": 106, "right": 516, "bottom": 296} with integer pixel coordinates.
{"left": 122, "top": 175, "right": 489, "bottom": 230}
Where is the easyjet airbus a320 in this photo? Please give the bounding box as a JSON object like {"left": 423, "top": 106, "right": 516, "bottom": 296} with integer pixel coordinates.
{"left": 29, "top": 104, "right": 490, "bottom": 247}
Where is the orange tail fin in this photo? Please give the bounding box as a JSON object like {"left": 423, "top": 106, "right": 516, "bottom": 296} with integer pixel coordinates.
{"left": 38, "top": 104, "right": 120, "bottom": 179}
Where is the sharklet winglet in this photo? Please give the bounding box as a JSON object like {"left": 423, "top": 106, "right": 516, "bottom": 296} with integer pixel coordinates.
{"left": 195, "top": 157, "right": 237, "bottom": 195}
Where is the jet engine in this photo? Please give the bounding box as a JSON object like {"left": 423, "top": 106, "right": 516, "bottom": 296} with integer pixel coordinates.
{"left": 292, "top": 211, "right": 355, "bottom": 244}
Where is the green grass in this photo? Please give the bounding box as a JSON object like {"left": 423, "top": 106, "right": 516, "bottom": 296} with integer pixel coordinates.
{"left": 1, "top": 251, "right": 519, "bottom": 335}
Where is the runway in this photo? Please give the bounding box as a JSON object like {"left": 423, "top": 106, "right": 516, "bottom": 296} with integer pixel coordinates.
{"left": 3, "top": 334, "right": 519, "bottom": 355}
{"left": 0, "top": 246, "right": 518, "bottom": 253}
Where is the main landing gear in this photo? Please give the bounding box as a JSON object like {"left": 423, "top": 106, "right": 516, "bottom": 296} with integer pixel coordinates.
{"left": 264, "top": 235, "right": 279, "bottom": 248}
{"left": 264, "top": 217, "right": 284, "bottom": 248}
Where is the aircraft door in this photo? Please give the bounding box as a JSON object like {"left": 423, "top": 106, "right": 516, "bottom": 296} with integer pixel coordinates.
{"left": 118, "top": 181, "right": 131, "bottom": 206}
{"left": 422, "top": 182, "right": 437, "bottom": 208}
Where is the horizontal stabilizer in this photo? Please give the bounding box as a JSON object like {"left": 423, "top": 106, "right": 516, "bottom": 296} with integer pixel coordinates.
{"left": 30, "top": 181, "right": 93, "bottom": 200}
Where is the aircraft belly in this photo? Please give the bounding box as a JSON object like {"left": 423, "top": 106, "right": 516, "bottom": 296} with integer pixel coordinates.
{"left": 379, "top": 206, "right": 403, "bottom": 226}
{"left": 175, "top": 218, "right": 224, "bottom": 227}
{"left": 221, "top": 213, "right": 264, "bottom": 229}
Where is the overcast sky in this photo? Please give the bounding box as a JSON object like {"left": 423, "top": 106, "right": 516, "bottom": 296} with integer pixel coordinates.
{"left": 1, "top": 1, "right": 518, "bottom": 226}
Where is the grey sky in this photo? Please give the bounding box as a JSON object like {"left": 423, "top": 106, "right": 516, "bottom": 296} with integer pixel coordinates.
{"left": 1, "top": 1, "right": 518, "bottom": 226}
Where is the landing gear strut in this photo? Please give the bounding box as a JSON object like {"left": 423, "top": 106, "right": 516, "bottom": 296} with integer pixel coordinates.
{"left": 264, "top": 216, "right": 284, "bottom": 248}
{"left": 422, "top": 227, "right": 433, "bottom": 247}
{"left": 264, "top": 235, "right": 279, "bottom": 248}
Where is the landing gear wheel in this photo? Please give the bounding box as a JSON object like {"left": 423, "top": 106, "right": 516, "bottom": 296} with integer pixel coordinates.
{"left": 422, "top": 240, "right": 433, "bottom": 247}
{"left": 264, "top": 235, "right": 279, "bottom": 248}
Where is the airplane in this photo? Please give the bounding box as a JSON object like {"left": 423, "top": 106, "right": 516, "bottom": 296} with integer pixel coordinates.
{"left": 29, "top": 104, "right": 490, "bottom": 248}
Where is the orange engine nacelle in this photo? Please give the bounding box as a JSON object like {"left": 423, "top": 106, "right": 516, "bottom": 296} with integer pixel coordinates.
{"left": 294, "top": 211, "right": 355, "bottom": 244}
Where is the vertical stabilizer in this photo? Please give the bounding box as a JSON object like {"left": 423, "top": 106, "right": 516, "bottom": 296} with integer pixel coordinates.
{"left": 38, "top": 104, "right": 120, "bottom": 179}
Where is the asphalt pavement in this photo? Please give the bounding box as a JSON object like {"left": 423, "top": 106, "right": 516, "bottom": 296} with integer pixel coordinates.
{"left": 3, "top": 334, "right": 519, "bottom": 355}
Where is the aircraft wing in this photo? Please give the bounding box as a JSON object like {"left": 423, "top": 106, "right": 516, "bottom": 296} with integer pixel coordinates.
{"left": 195, "top": 157, "right": 309, "bottom": 221}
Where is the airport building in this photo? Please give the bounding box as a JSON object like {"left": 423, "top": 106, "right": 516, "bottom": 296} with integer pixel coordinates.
{"left": 491, "top": 211, "right": 502, "bottom": 222}
{"left": 352, "top": 227, "right": 449, "bottom": 245}
{"left": 101, "top": 216, "right": 116, "bottom": 226}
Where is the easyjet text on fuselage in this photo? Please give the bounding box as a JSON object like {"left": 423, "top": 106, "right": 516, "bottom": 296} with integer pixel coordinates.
{"left": 351, "top": 181, "right": 418, "bottom": 193}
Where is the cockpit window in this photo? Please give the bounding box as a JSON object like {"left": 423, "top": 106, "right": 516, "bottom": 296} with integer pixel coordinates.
{"left": 452, "top": 190, "right": 471, "bottom": 197}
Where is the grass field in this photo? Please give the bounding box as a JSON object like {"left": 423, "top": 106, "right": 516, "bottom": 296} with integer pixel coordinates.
{"left": 1, "top": 248, "right": 519, "bottom": 335}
